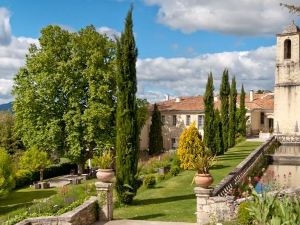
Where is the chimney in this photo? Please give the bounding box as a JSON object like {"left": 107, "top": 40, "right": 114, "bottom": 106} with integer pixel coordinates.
{"left": 165, "top": 94, "right": 170, "bottom": 101}
{"left": 175, "top": 97, "right": 181, "bottom": 103}
{"left": 214, "top": 96, "right": 218, "bottom": 102}
{"left": 250, "top": 90, "right": 254, "bottom": 102}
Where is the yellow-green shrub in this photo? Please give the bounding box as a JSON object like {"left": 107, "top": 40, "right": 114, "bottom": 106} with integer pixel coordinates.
{"left": 177, "top": 122, "right": 205, "bottom": 170}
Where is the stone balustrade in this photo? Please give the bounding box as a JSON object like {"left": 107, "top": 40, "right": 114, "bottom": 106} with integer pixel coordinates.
{"left": 212, "top": 136, "right": 276, "bottom": 197}
{"left": 275, "top": 134, "right": 300, "bottom": 144}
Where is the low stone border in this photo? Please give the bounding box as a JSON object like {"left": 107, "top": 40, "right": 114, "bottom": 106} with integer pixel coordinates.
{"left": 16, "top": 196, "right": 98, "bottom": 225}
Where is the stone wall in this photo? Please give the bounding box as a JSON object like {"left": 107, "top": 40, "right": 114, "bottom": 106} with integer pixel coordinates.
{"left": 195, "top": 188, "right": 237, "bottom": 225}
{"left": 16, "top": 196, "right": 99, "bottom": 225}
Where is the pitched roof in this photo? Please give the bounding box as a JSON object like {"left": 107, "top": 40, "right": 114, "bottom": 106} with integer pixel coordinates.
{"left": 155, "top": 93, "right": 274, "bottom": 112}
{"left": 157, "top": 96, "right": 205, "bottom": 112}
{"left": 282, "top": 21, "right": 300, "bottom": 34}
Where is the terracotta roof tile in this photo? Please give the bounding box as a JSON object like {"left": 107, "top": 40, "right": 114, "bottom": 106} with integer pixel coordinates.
{"left": 155, "top": 93, "right": 274, "bottom": 112}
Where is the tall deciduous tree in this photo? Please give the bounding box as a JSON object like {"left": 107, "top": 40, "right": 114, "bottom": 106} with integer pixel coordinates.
{"left": 0, "top": 148, "right": 15, "bottom": 198}
{"left": 239, "top": 85, "right": 247, "bottom": 137}
{"left": 220, "top": 69, "right": 230, "bottom": 152}
{"left": 203, "top": 73, "right": 215, "bottom": 152}
{"left": 149, "top": 104, "right": 163, "bottom": 155}
{"left": 228, "top": 77, "right": 237, "bottom": 147}
{"left": 0, "top": 112, "right": 22, "bottom": 153}
{"left": 280, "top": 3, "right": 300, "bottom": 14}
{"left": 13, "top": 25, "right": 116, "bottom": 172}
{"left": 115, "top": 7, "right": 139, "bottom": 204}
{"left": 214, "top": 109, "right": 224, "bottom": 155}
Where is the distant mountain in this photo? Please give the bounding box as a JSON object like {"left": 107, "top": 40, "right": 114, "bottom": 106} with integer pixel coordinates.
{"left": 0, "top": 102, "right": 12, "bottom": 111}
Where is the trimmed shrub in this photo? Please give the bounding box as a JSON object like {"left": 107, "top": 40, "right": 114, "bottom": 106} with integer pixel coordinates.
{"left": 237, "top": 201, "right": 253, "bottom": 225}
{"left": 156, "top": 174, "right": 165, "bottom": 182}
{"left": 170, "top": 165, "right": 180, "bottom": 176}
{"left": 15, "top": 163, "right": 77, "bottom": 189}
{"left": 235, "top": 135, "right": 246, "bottom": 145}
{"left": 143, "top": 175, "right": 156, "bottom": 188}
{"left": 15, "top": 169, "right": 34, "bottom": 188}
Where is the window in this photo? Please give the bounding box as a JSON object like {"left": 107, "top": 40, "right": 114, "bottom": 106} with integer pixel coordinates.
{"left": 172, "top": 115, "right": 177, "bottom": 126}
{"left": 198, "top": 115, "right": 204, "bottom": 129}
{"left": 161, "top": 115, "right": 165, "bottom": 124}
{"left": 171, "top": 138, "right": 176, "bottom": 149}
{"left": 284, "top": 39, "right": 291, "bottom": 59}
{"left": 186, "top": 115, "right": 191, "bottom": 125}
{"left": 260, "top": 112, "right": 265, "bottom": 125}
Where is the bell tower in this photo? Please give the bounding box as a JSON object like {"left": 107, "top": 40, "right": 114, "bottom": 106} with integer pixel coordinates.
{"left": 274, "top": 21, "right": 300, "bottom": 134}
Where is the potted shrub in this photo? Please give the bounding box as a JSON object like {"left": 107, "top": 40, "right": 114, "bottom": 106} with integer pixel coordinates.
{"left": 177, "top": 122, "right": 215, "bottom": 188}
{"left": 93, "top": 150, "right": 114, "bottom": 183}
{"left": 192, "top": 149, "right": 215, "bottom": 188}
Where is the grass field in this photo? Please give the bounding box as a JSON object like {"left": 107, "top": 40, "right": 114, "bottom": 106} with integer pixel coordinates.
{"left": 114, "top": 141, "right": 263, "bottom": 222}
{"left": 0, "top": 187, "right": 57, "bottom": 219}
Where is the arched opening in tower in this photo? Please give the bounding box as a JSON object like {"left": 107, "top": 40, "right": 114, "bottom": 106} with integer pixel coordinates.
{"left": 284, "top": 39, "right": 291, "bottom": 59}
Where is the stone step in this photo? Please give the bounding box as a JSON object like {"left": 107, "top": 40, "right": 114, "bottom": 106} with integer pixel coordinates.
{"left": 92, "top": 220, "right": 196, "bottom": 225}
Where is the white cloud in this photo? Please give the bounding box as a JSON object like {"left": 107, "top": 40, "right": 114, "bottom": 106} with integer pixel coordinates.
{"left": 97, "top": 26, "right": 121, "bottom": 39}
{"left": 0, "top": 8, "right": 37, "bottom": 104}
{"left": 0, "top": 7, "right": 11, "bottom": 45}
{"left": 137, "top": 46, "right": 276, "bottom": 102}
{"left": 144, "top": 0, "right": 298, "bottom": 35}
{"left": 0, "top": 36, "right": 37, "bottom": 104}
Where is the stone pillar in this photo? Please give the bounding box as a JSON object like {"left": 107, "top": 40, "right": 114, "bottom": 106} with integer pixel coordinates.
{"left": 194, "top": 187, "right": 213, "bottom": 225}
{"left": 95, "top": 182, "right": 113, "bottom": 221}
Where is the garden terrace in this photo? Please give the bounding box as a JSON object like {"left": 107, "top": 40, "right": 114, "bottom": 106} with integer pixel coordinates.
{"left": 114, "top": 141, "right": 262, "bottom": 222}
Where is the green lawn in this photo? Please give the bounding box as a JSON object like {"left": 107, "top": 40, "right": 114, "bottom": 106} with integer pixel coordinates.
{"left": 0, "top": 187, "right": 57, "bottom": 218}
{"left": 114, "top": 141, "right": 263, "bottom": 222}
{"left": 0, "top": 179, "right": 98, "bottom": 221}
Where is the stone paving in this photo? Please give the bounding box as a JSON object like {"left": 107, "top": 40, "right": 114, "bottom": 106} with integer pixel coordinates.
{"left": 93, "top": 220, "right": 196, "bottom": 225}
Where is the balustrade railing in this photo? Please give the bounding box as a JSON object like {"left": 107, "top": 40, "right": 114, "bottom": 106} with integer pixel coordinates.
{"left": 212, "top": 136, "right": 276, "bottom": 197}
{"left": 275, "top": 135, "right": 300, "bottom": 144}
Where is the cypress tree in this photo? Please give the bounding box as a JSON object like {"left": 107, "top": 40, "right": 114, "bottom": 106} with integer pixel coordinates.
{"left": 115, "top": 7, "right": 139, "bottom": 204}
{"left": 214, "top": 109, "right": 224, "bottom": 155}
{"left": 220, "top": 69, "right": 230, "bottom": 152}
{"left": 239, "top": 85, "right": 247, "bottom": 137}
{"left": 149, "top": 104, "right": 163, "bottom": 155}
{"left": 228, "top": 77, "right": 237, "bottom": 147}
{"left": 203, "top": 73, "right": 215, "bottom": 152}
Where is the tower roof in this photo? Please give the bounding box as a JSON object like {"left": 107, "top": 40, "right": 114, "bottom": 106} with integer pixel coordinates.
{"left": 282, "top": 21, "right": 300, "bottom": 34}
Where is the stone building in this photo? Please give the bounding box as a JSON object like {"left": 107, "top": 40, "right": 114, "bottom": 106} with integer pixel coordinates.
{"left": 140, "top": 92, "right": 274, "bottom": 151}
{"left": 274, "top": 21, "right": 300, "bottom": 135}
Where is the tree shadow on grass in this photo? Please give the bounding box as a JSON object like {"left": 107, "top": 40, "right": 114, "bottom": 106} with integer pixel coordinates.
{"left": 132, "top": 194, "right": 195, "bottom": 206}
{"left": 128, "top": 213, "right": 166, "bottom": 220}
{"left": 0, "top": 202, "right": 31, "bottom": 215}
{"left": 211, "top": 164, "right": 231, "bottom": 170}
{"left": 0, "top": 189, "right": 56, "bottom": 215}
{"left": 218, "top": 155, "right": 250, "bottom": 161}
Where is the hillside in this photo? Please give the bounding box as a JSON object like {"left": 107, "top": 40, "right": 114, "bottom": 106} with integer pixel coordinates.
{"left": 0, "top": 102, "right": 12, "bottom": 111}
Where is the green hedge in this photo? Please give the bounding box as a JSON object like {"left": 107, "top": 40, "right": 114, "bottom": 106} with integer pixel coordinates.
{"left": 15, "top": 163, "right": 77, "bottom": 189}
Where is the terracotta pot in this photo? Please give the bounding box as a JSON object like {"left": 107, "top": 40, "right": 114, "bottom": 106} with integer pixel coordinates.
{"left": 96, "top": 169, "right": 114, "bottom": 183}
{"left": 194, "top": 173, "right": 213, "bottom": 188}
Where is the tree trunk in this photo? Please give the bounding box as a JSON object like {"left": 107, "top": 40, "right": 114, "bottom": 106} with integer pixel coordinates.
{"left": 40, "top": 169, "right": 44, "bottom": 182}
{"left": 78, "top": 163, "right": 84, "bottom": 175}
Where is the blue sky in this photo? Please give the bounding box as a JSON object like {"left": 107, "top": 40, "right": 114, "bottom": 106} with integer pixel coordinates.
{"left": 4, "top": 0, "right": 276, "bottom": 58}
{"left": 0, "top": 0, "right": 299, "bottom": 103}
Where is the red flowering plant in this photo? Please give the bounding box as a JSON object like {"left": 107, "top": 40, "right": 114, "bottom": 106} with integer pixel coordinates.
{"left": 231, "top": 176, "right": 255, "bottom": 199}
{"left": 231, "top": 168, "right": 293, "bottom": 198}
